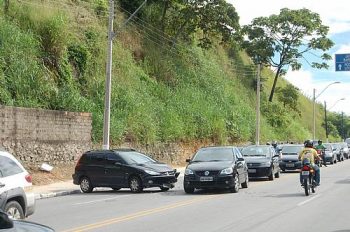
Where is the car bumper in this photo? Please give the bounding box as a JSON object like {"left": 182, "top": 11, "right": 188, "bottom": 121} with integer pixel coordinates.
{"left": 25, "top": 192, "right": 35, "bottom": 217}
{"left": 72, "top": 173, "right": 80, "bottom": 185}
{"left": 247, "top": 167, "right": 272, "bottom": 177}
{"left": 142, "top": 174, "right": 179, "bottom": 189}
{"left": 324, "top": 156, "right": 334, "bottom": 162}
{"left": 279, "top": 161, "right": 302, "bottom": 170}
{"left": 184, "top": 175, "right": 235, "bottom": 189}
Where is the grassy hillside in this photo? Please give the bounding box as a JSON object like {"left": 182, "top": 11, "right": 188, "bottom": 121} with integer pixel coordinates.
{"left": 0, "top": 0, "right": 340, "bottom": 145}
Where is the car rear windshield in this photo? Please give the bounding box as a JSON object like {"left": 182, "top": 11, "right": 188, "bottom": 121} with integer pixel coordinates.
{"left": 281, "top": 146, "right": 303, "bottom": 154}
{"left": 192, "top": 148, "right": 233, "bottom": 162}
{"left": 241, "top": 146, "right": 270, "bottom": 157}
{"left": 118, "top": 152, "right": 156, "bottom": 165}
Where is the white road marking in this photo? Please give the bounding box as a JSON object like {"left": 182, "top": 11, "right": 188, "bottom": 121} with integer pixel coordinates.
{"left": 297, "top": 194, "right": 321, "bottom": 206}
{"left": 73, "top": 195, "right": 132, "bottom": 206}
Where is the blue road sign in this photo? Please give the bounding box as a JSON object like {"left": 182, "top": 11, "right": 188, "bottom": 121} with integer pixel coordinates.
{"left": 335, "top": 53, "right": 350, "bottom": 71}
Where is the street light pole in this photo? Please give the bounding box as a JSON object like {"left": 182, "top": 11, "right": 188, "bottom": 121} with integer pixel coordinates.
{"left": 324, "top": 97, "right": 345, "bottom": 143}
{"left": 312, "top": 81, "right": 340, "bottom": 140}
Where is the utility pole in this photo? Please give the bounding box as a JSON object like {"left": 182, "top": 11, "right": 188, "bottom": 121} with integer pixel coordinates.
{"left": 312, "top": 88, "right": 316, "bottom": 140}
{"left": 102, "top": 0, "right": 114, "bottom": 150}
{"left": 325, "top": 101, "right": 329, "bottom": 142}
{"left": 102, "top": 0, "right": 147, "bottom": 150}
{"left": 341, "top": 111, "right": 344, "bottom": 141}
{"left": 255, "top": 64, "right": 261, "bottom": 145}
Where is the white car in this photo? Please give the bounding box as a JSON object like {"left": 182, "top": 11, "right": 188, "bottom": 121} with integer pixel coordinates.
{"left": 0, "top": 150, "right": 35, "bottom": 219}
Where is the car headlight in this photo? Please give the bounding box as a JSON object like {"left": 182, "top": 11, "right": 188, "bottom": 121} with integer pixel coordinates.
{"left": 262, "top": 162, "right": 271, "bottom": 167}
{"left": 144, "top": 170, "right": 160, "bottom": 175}
{"left": 185, "top": 169, "right": 194, "bottom": 175}
{"left": 220, "top": 167, "right": 233, "bottom": 175}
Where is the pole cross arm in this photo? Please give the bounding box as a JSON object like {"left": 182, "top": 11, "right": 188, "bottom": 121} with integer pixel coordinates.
{"left": 112, "top": 0, "right": 148, "bottom": 40}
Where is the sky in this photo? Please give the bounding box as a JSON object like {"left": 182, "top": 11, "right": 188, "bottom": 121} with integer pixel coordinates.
{"left": 228, "top": 0, "right": 350, "bottom": 115}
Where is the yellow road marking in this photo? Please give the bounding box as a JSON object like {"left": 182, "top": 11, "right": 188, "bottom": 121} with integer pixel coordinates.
{"left": 62, "top": 195, "right": 219, "bottom": 232}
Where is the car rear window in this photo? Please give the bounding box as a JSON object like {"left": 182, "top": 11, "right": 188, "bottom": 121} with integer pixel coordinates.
{"left": 241, "top": 146, "right": 270, "bottom": 157}
{"left": 0, "top": 155, "right": 24, "bottom": 177}
{"left": 281, "top": 146, "right": 303, "bottom": 154}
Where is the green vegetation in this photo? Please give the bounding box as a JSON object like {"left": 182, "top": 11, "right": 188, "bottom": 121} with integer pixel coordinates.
{"left": 0, "top": 0, "right": 347, "bottom": 145}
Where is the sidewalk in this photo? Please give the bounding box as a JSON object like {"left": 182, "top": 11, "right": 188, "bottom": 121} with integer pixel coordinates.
{"left": 33, "top": 180, "right": 81, "bottom": 200}
{"left": 33, "top": 167, "right": 186, "bottom": 200}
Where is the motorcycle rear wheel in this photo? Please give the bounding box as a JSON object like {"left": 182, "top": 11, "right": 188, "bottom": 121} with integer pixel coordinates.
{"left": 303, "top": 179, "right": 309, "bottom": 196}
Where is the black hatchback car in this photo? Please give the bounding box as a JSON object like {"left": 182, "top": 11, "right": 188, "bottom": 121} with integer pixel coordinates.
{"left": 240, "top": 145, "right": 281, "bottom": 180}
{"left": 183, "top": 146, "right": 249, "bottom": 194}
{"left": 73, "top": 149, "right": 180, "bottom": 193}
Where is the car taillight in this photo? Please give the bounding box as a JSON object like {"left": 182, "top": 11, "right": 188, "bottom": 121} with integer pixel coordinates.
{"left": 25, "top": 174, "right": 32, "bottom": 183}
{"left": 302, "top": 166, "right": 310, "bottom": 171}
{"left": 75, "top": 155, "right": 83, "bottom": 169}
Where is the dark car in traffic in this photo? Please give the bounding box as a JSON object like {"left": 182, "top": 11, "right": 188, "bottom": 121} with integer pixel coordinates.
{"left": 279, "top": 144, "right": 304, "bottom": 171}
{"left": 241, "top": 145, "right": 280, "bottom": 180}
{"left": 183, "top": 146, "right": 249, "bottom": 194}
{"left": 73, "top": 149, "right": 180, "bottom": 193}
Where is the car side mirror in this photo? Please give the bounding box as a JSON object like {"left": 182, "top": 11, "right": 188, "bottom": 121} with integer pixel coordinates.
{"left": 237, "top": 157, "right": 244, "bottom": 162}
{"left": 186, "top": 158, "right": 191, "bottom": 163}
{"left": 0, "top": 210, "right": 14, "bottom": 229}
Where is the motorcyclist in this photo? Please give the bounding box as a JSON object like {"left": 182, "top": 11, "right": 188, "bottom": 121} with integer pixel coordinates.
{"left": 298, "top": 140, "right": 321, "bottom": 186}
{"left": 315, "top": 140, "right": 327, "bottom": 167}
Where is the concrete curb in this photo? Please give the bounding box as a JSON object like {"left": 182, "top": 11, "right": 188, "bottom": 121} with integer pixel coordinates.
{"left": 35, "top": 190, "right": 81, "bottom": 200}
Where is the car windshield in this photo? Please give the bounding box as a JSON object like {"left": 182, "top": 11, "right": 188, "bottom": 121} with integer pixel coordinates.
{"left": 192, "top": 148, "right": 233, "bottom": 162}
{"left": 281, "top": 145, "right": 303, "bottom": 154}
{"left": 241, "top": 146, "right": 270, "bottom": 157}
{"left": 118, "top": 152, "right": 156, "bottom": 165}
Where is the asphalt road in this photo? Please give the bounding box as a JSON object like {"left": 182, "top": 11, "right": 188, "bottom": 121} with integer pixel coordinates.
{"left": 29, "top": 160, "right": 350, "bottom": 232}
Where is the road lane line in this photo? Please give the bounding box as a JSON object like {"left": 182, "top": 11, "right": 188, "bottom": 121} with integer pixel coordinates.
{"left": 62, "top": 195, "right": 220, "bottom": 232}
{"left": 297, "top": 194, "right": 321, "bottom": 206}
{"left": 72, "top": 195, "right": 133, "bottom": 206}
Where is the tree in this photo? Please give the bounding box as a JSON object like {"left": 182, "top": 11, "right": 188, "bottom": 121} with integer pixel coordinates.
{"left": 161, "top": 0, "right": 241, "bottom": 49}
{"left": 242, "top": 8, "right": 334, "bottom": 102}
{"left": 277, "top": 84, "right": 300, "bottom": 113}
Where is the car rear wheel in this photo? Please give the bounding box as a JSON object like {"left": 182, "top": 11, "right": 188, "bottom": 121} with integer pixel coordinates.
{"left": 230, "top": 174, "right": 240, "bottom": 193}
{"left": 5, "top": 201, "right": 24, "bottom": 220}
{"left": 80, "top": 176, "right": 93, "bottom": 193}
{"left": 129, "top": 176, "right": 143, "bottom": 193}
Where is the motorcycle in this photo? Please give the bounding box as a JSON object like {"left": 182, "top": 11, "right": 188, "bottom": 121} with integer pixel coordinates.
{"left": 300, "top": 158, "right": 317, "bottom": 196}
{"left": 316, "top": 149, "right": 326, "bottom": 167}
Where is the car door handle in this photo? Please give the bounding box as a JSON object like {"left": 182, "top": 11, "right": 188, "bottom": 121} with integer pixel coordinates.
{"left": 0, "top": 183, "right": 5, "bottom": 188}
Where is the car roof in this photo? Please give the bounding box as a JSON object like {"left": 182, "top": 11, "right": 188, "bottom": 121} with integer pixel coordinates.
{"left": 199, "top": 146, "right": 237, "bottom": 150}
{"left": 85, "top": 148, "right": 136, "bottom": 154}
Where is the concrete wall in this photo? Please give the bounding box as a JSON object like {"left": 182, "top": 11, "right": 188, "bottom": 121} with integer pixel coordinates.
{"left": 0, "top": 105, "right": 92, "bottom": 165}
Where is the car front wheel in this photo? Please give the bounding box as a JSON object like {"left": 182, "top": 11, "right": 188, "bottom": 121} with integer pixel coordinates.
{"left": 129, "top": 176, "right": 143, "bottom": 193}
{"left": 184, "top": 184, "right": 195, "bottom": 194}
{"left": 80, "top": 176, "right": 93, "bottom": 193}
{"left": 5, "top": 201, "right": 24, "bottom": 220}
{"left": 230, "top": 174, "right": 240, "bottom": 193}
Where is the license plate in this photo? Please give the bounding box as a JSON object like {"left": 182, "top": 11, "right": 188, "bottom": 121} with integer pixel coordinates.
{"left": 248, "top": 169, "right": 256, "bottom": 173}
{"left": 286, "top": 163, "right": 294, "bottom": 167}
{"left": 200, "top": 176, "right": 213, "bottom": 182}
{"left": 301, "top": 171, "right": 309, "bottom": 175}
